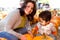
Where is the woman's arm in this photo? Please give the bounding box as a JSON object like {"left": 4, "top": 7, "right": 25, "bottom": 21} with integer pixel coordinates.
{"left": 0, "top": 9, "right": 24, "bottom": 39}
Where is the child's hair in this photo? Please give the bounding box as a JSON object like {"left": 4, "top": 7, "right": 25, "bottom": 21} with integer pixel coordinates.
{"left": 39, "top": 10, "right": 51, "bottom": 22}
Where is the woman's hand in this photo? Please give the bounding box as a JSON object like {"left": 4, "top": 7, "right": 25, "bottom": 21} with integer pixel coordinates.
{"left": 20, "top": 35, "right": 27, "bottom": 40}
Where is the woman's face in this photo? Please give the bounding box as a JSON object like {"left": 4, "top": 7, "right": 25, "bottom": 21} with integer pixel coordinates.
{"left": 24, "top": 2, "right": 34, "bottom": 15}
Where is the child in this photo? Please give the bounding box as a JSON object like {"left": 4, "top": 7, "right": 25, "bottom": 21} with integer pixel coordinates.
{"left": 33, "top": 10, "right": 57, "bottom": 40}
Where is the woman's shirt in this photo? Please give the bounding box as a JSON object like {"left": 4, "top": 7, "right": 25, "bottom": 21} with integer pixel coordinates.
{"left": 16, "top": 16, "right": 27, "bottom": 29}
{"left": 0, "top": 8, "right": 30, "bottom": 38}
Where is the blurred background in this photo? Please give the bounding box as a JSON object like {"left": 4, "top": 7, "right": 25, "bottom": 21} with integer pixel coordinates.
{"left": 0, "top": 0, "right": 60, "bottom": 40}
{"left": 0, "top": 0, "right": 60, "bottom": 20}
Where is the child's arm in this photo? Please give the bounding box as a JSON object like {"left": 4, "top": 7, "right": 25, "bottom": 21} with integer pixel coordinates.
{"left": 26, "top": 25, "right": 38, "bottom": 37}
{"left": 32, "top": 26, "right": 38, "bottom": 34}
{"left": 31, "top": 26, "right": 39, "bottom": 37}
{"left": 32, "top": 22, "right": 41, "bottom": 35}
{"left": 27, "top": 30, "right": 33, "bottom": 37}
{"left": 52, "top": 30, "right": 57, "bottom": 36}
{"left": 25, "top": 21, "right": 34, "bottom": 37}
{"left": 51, "top": 25, "right": 57, "bottom": 36}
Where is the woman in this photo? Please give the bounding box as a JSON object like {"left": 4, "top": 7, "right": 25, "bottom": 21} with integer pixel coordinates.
{"left": 0, "top": 0, "right": 36, "bottom": 40}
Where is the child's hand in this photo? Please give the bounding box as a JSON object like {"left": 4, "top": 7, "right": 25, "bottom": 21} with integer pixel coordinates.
{"left": 43, "top": 33, "right": 49, "bottom": 36}
{"left": 30, "top": 33, "right": 34, "bottom": 38}
{"left": 20, "top": 35, "right": 27, "bottom": 40}
{"left": 28, "top": 31, "right": 34, "bottom": 38}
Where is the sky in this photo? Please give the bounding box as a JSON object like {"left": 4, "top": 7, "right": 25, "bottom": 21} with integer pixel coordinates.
{"left": 0, "top": 0, "right": 20, "bottom": 8}
{"left": 0, "top": 0, "right": 60, "bottom": 8}
{"left": 0, "top": 0, "right": 21, "bottom": 13}
{"left": 0, "top": 0, "right": 60, "bottom": 12}
{"left": 49, "top": 0, "right": 60, "bottom": 9}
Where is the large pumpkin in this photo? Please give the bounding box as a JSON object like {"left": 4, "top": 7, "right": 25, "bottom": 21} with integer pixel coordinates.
{"left": 33, "top": 35, "right": 54, "bottom": 40}
{"left": 23, "top": 34, "right": 33, "bottom": 40}
{"left": 25, "top": 34, "right": 33, "bottom": 40}
{"left": 51, "top": 16, "right": 60, "bottom": 29}
{"left": 0, "top": 38, "right": 7, "bottom": 40}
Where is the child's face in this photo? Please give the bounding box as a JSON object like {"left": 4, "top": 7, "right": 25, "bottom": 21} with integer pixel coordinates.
{"left": 39, "top": 18, "right": 49, "bottom": 26}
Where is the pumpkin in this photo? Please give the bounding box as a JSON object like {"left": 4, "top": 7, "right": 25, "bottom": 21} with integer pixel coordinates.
{"left": 51, "top": 16, "right": 60, "bottom": 29}
{"left": 0, "top": 38, "right": 7, "bottom": 40}
{"left": 20, "top": 34, "right": 33, "bottom": 40}
{"left": 23, "top": 34, "right": 33, "bottom": 40}
{"left": 33, "top": 35, "right": 54, "bottom": 40}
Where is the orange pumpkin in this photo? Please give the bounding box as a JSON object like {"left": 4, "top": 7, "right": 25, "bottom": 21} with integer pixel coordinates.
{"left": 33, "top": 35, "right": 54, "bottom": 40}
{"left": 51, "top": 16, "right": 60, "bottom": 29}
{"left": 23, "top": 34, "right": 33, "bottom": 40}
{"left": 51, "top": 16, "right": 60, "bottom": 36}
{"left": 0, "top": 38, "right": 7, "bottom": 40}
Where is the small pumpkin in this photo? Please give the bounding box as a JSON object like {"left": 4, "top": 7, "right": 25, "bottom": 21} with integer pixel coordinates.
{"left": 33, "top": 35, "right": 54, "bottom": 40}
{"left": 51, "top": 16, "right": 60, "bottom": 29}
{"left": 24, "top": 34, "right": 33, "bottom": 40}
{"left": 0, "top": 38, "right": 7, "bottom": 40}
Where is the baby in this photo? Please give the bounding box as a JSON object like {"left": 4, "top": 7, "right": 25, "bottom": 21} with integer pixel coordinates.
{"left": 33, "top": 10, "right": 57, "bottom": 40}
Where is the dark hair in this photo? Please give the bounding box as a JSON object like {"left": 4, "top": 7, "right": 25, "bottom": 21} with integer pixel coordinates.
{"left": 39, "top": 10, "right": 51, "bottom": 22}
{"left": 18, "top": 0, "right": 36, "bottom": 21}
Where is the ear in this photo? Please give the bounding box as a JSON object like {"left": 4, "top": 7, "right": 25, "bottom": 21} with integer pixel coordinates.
{"left": 38, "top": 17, "right": 41, "bottom": 21}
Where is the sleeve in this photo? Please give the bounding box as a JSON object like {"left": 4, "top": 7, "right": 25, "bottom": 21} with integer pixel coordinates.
{"left": 51, "top": 23, "right": 56, "bottom": 32}
{"left": 0, "top": 9, "right": 22, "bottom": 38}
{"left": 36, "top": 22, "right": 41, "bottom": 29}
{"left": 3, "top": 9, "right": 19, "bottom": 27}
{"left": 25, "top": 21, "right": 32, "bottom": 31}
{"left": 51, "top": 23, "right": 57, "bottom": 36}
{"left": 32, "top": 23, "right": 39, "bottom": 34}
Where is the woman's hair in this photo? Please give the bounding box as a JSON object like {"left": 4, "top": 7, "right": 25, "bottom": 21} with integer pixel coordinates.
{"left": 18, "top": 0, "right": 36, "bottom": 21}
{"left": 39, "top": 10, "right": 51, "bottom": 22}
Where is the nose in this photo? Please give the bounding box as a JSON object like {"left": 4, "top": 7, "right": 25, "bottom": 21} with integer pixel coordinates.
{"left": 42, "top": 22, "right": 46, "bottom": 25}
{"left": 28, "top": 7, "right": 32, "bottom": 12}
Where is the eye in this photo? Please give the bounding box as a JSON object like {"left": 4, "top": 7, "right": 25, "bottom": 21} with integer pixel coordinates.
{"left": 31, "top": 8, "right": 33, "bottom": 10}
{"left": 26, "top": 5, "right": 33, "bottom": 9}
{"left": 26, "top": 6, "right": 30, "bottom": 8}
